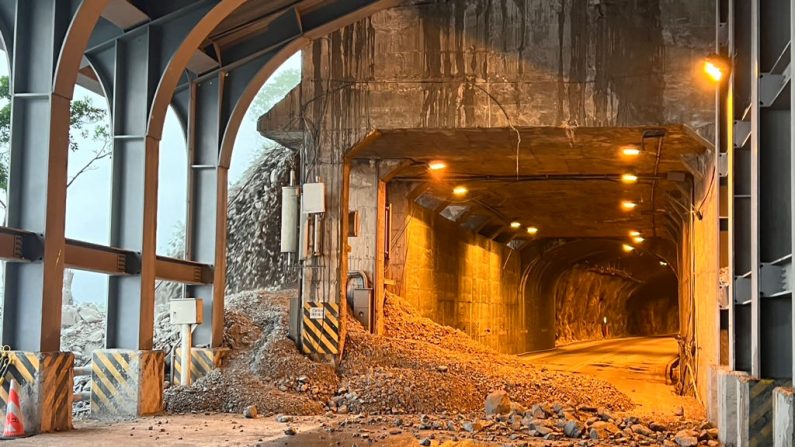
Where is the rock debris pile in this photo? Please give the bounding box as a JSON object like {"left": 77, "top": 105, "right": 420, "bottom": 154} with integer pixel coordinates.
{"left": 165, "top": 289, "right": 633, "bottom": 418}
{"left": 225, "top": 145, "right": 299, "bottom": 294}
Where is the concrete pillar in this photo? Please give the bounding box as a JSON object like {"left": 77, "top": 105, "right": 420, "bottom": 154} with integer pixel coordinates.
{"left": 0, "top": 352, "right": 74, "bottom": 434}
{"left": 707, "top": 364, "right": 723, "bottom": 424}
{"left": 774, "top": 387, "right": 795, "bottom": 447}
{"left": 736, "top": 375, "right": 780, "bottom": 447}
{"left": 90, "top": 350, "right": 165, "bottom": 418}
{"left": 718, "top": 369, "right": 746, "bottom": 447}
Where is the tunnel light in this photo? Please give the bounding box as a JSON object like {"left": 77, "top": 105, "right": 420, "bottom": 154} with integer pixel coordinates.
{"left": 621, "top": 173, "right": 638, "bottom": 184}
{"left": 621, "top": 146, "right": 641, "bottom": 157}
{"left": 526, "top": 226, "right": 539, "bottom": 235}
{"left": 704, "top": 60, "right": 723, "bottom": 81}
{"left": 428, "top": 160, "right": 447, "bottom": 171}
{"left": 622, "top": 244, "right": 635, "bottom": 253}
{"left": 632, "top": 236, "right": 645, "bottom": 244}
{"left": 510, "top": 221, "right": 521, "bottom": 229}
{"left": 629, "top": 230, "right": 641, "bottom": 237}
{"left": 452, "top": 185, "right": 468, "bottom": 196}
{"left": 659, "top": 260, "right": 668, "bottom": 266}
{"left": 704, "top": 55, "right": 729, "bottom": 82}
{"left": 621, "top": 200, "right": 637, "bottom": 210}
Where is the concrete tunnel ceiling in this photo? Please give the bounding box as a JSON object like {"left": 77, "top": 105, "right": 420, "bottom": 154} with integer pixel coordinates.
{"left": 353, "top": 125, "right": 708, "bottom": 240}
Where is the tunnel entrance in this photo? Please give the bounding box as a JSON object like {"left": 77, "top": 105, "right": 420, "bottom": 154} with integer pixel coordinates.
{"left": 345, "top": 126, "right": 703, "bottom": 356}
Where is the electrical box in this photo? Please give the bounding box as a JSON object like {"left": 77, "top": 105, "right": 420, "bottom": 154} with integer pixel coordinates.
{"left": 352, "top": 288, "right": 373, "bottom": 331}
{"left": 302, "top": 183, "right": 326, "bottom": 214}
{"left": 281, "top": 186, "right": 299, "bottom": 253}
{"left": 169, "top": 298, "right": 203, "bottom": 325}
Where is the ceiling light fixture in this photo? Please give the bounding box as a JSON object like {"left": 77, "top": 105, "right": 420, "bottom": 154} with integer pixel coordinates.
{"left": 632, "top": 236, "right": 645, "bottom": 244}
{"left": 428, "top": 161, "right": 447, "bottom": 171}
{"left": 621, "top": 173, "right": 638, "bottom": 184}
{"left": 526, "top": 226, "right": 539, "bottom": 235}
{"left": 452, "top": 185, "right": 468, "bottom": 196}
{"left": 621, "top": 200, "right": 637, "bottom": 210}
{"left": 622, "top": 244, "right": 635, "bottom": 253}
{"left": 629, "top": 230, "right": 641, "bottom": 237}
{"left": 621, "top": 146, "right": 641, "bottom": 157}
{"left": 659, "top": 260, "right": 668, "bottom": 266}
{"left": 510, "top": 221, "right": 521, "bottom": 229}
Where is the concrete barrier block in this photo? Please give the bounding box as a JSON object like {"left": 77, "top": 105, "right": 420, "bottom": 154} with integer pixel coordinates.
{"left": 707, "top": 364, "right": 722, "bottom": 424}
{"left": 0, "top": 351, "right": 74, "bottom": 434}
{"left": 718, "top": 369, "right": 745, "bottom": 447}
{"left": 91, "top": 349, "right": 165, "bottom": 418}
{"left": 774, "top": 387, "right": 795, "bottom": 447}
{"left": 736, "top": 375, "right": 785, "bottom": 447}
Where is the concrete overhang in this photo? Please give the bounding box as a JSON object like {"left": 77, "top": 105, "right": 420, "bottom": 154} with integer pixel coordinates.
{"left": 348, "top": 125, "right": 708, "bottom": 240}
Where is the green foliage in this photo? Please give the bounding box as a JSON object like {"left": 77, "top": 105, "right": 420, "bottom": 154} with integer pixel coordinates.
{"left": 249, "top": 68, "right": 300, "bottom": 120}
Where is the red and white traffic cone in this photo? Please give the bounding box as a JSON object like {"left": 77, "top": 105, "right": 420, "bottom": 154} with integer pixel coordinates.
{"left": 2, "top": 379, "right": 25, "bottom": 438}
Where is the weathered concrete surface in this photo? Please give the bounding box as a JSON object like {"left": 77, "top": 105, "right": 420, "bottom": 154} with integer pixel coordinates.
{"left": 386, "top": 182, "right": 526, "bottom": 354}
{"left": 258, "top": 0, "right": 718, "bottom": 395}
{"left": 774, "top": 387, "right": 795, "bottom": 447}
{"left": 717, "top": 369, "right": 744, "bottom": 447}
{"left": 263, "top": 0, "right": 714, "bottom": 137}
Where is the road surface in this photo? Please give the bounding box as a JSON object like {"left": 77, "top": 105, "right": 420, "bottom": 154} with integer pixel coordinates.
{"left": 522, "top": 336, "right": 703, "bottom": 420}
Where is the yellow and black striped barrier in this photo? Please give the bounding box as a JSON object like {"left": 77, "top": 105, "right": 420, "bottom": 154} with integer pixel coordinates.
{"left": 302, "top": 302, "right": 340, "bottom": 355}
{"left": 741, "top": 377, "right": 791, "bottom": 447}
{"left": 0, "top": 351, "right": 73, "bottom": 433}
{"left": 0, "top": 351, "right": 38, "bottom": 404}
{"left": 91, "top": 350, "right": 136, "bottom": 416}
{"left": 172, "top": 348, "right": 225, "bottom": 385}
{"left": 38, "top": 352, "right": 73, "bottom": 432}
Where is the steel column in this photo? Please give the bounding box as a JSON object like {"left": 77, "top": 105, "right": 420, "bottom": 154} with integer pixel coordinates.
{"left": 85, "top": 3, "right": 216, "bottom": 350}
{"left": 2, "top": 0, "right": 106, "bottom": 352}
{"left": 184, "top": 76, "right": 223, "bottom": 347}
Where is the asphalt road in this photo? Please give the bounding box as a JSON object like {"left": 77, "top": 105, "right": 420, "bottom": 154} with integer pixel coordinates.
{"left": 522, "top": 336, "right": 703, "bottom": 420}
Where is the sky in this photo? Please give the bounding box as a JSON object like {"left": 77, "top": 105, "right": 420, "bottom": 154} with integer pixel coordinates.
{"left": 0, "top": 51, "right": 301, "bottom": 305}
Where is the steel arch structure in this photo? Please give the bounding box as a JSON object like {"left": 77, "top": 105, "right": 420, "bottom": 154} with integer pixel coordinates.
{"left": 0, "top": 0, "right": 395, "bottom": 354}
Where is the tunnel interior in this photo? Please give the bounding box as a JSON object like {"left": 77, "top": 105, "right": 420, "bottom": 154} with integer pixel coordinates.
{"left": 349, "top": 126, "right": 702, "bottom": 353}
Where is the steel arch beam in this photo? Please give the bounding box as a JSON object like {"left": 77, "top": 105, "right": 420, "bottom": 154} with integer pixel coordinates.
{"left": 83, "top": 1, "right": 218, "bottom": 350}
{"left": 2, "top": 0, "right": 108, "bottom": 352}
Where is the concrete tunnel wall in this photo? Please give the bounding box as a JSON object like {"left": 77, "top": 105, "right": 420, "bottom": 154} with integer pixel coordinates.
{"left": 384, "top": 182, "right": 680, "bottom": 354}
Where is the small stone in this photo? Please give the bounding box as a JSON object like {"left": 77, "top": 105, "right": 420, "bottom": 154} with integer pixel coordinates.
{"left": 419, "top": 438, "right": 431, "bottom": 446}
{"left": 631, "top": 424, "right": 653, "bottom": 437}
{"left": 243, "top": 405, "right": 257, "bottom": 419}
{"left": 649, "top": 421, "right": 667, "bottom": 432}
{"left": 284, "top": 427, "right": 296, "bottom": 436}
{"left": 463, "top": 421, "right": 482, "bottom": 433}
{"left": 275, "top": 414, "right": 291, "bottom": 423}
{"left": 674, "top": 430, "right": 698, "bottom": 447}
{"left": 436, "top": 365, "right": 448, "bottom": 373}
{"left": 485, "top": 390, "right": 512, "bottom": 415}
{"left": 564, "top": 420, "right": 584, "bottom": 438}
{"left": 674, "top": 407, "right": 684, "bottom": 417}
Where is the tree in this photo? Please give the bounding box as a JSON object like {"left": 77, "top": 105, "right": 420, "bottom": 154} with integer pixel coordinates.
{"left": 248, "top": 68, "right": 300, "bottom": 120}
{"left": 0, "top": 75, "right": 111, "bottom": 195}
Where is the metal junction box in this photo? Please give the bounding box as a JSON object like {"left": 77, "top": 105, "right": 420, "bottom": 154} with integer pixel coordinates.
{"left": 352, "top": 288, "right": 373, "bottom": 331}
{"left": 170, "top": 298, "right": 204, "bottom": 325}
{"left": 302, "top": 183, "right": 326, "bottom": 214}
